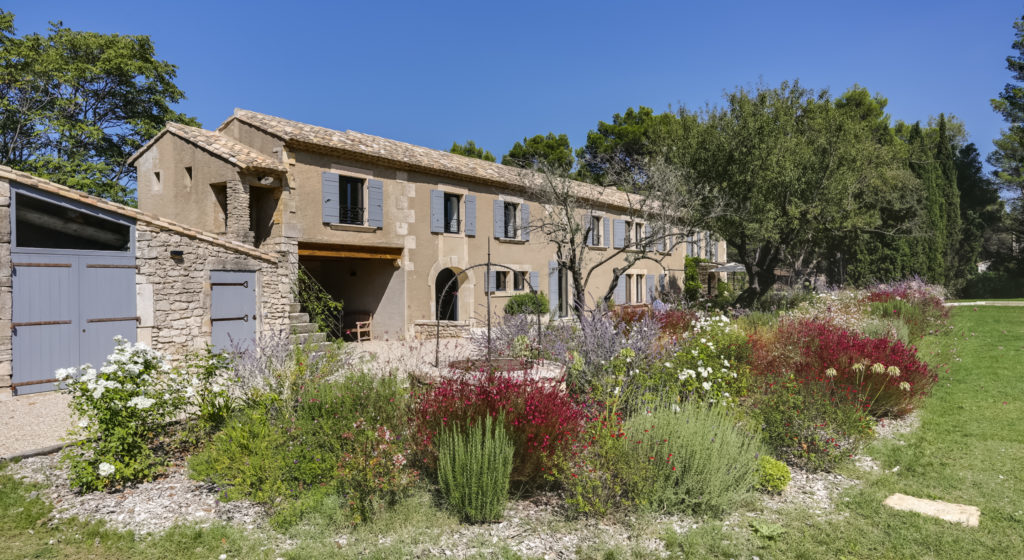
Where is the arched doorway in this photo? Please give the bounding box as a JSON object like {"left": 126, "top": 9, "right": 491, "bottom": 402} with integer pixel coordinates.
{"left": 436, "top": 268, "right": 458, "bottom": 321}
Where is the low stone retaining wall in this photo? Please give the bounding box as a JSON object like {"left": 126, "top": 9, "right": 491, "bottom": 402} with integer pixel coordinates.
{"left": 413, "top": 320, "right": 471, "bottom": 340}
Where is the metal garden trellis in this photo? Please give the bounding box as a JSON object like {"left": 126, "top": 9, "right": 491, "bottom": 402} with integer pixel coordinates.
{"left": 433, "top": 238, "right": 544, "bottom": 368}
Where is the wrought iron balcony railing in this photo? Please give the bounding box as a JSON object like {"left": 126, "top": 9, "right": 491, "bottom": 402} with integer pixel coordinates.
{"left": 339, "top": 206, "right": 364, "bottom": 225}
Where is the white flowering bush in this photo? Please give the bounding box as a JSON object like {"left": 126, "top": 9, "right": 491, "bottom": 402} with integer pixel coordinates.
{"left": 60, "top": 337, "right": 187, "bottom": 492}
{"left": 649, "top": 313, "right": 751, "bottom": 405}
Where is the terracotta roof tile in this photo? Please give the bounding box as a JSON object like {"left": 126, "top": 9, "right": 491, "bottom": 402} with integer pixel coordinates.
{"left": 128, "top": 122, "right": 287, "bottom": 174}
{"left": 223, "top": 109, "right": 637, "bottom": 210}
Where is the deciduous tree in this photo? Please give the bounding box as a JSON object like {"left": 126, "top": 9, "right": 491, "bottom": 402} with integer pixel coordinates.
{"left": 0, "top": 12, "right": 198, "bottom": 204}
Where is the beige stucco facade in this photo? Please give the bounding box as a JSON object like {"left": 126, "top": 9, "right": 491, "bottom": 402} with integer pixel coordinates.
{"left": 132, "top": 110, "right": 727, "bottom": 341}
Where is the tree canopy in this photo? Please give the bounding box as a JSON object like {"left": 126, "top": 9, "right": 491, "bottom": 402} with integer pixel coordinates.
{"left": 989, "top": 13, "right": 1024, "bottom": 274}
{"left": 501, "top": 132, "right": 574, "bottom": 173}
{"left": 0, "top": 11, "right": 198, "bottom": 204}
{"left": 575, "top": 106, "right": 689, "bottom": 184}
{"left": 449, "top": 139, "right": 496, "bottom": 162}
{"left": 677, "top": 81, "right": 919, "bottom": 304}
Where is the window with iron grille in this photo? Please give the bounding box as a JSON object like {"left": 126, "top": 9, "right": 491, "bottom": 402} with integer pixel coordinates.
{"left": 444, "top": 193, "right": 461, "bottom": 233}
{"left": 339, "top": 175, "right": 365, "bottom": 225}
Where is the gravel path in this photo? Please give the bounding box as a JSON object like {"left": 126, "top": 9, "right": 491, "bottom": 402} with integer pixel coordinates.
{"left": 945, "top": 301, "right": 1024, "bottom": 307}
{"left": 348, "top": 337, "right": 476, "bottom": 377}
{"left": 0, "top": 391, "right": 75, "bottom": 459}
{"left": 8, "top": 453, "right": 266, "bottom": 535}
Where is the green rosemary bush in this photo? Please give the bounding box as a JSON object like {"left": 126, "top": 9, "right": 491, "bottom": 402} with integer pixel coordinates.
{"left": 438, "top": 415, "right": 514, "bottom": 523}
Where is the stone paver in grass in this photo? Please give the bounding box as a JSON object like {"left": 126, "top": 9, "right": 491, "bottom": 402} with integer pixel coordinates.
{"left": 883, "top": 493, "right": 980, "bottom": 527}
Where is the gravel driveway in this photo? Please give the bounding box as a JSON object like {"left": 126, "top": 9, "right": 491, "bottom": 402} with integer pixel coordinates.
{"left": 0, "top": 391, "right": 74, "bottom": 459}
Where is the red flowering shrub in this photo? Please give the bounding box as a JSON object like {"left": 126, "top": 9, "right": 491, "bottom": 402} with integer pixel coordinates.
{"left": 611, "top": 305, "right": 652, "bottom": 332}
{"left": 750, "top": 319, "right": 937, "bottom": 417}
{"left": 412, "top": 373, "right": 590, "bottom": 484}
{"left": 656, "top": 309, "right": 698, "bottom": 336}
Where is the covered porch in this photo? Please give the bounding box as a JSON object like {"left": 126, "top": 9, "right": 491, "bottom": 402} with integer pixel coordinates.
{"left": 297, "top": 242, "right": 406, "bottom": 341}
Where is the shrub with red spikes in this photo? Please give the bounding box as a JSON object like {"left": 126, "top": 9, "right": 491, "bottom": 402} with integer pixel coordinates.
{"left": 750, "top": 319, "right": 936, "bottom": 417}
{"left": 412, "top": 373, "right": 591, "bottom": 485}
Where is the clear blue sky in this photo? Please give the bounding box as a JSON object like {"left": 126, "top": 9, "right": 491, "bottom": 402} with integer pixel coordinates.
{"left": 5, "top": 1, "right": 1023, "bottom": 164}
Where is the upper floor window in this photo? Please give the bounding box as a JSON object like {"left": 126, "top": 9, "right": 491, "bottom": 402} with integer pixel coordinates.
{"left": 590, "top": 215, "right": 602, "bottom": 245}
{"left": 635, "top": 222, "right": 645, "bottom": 247}
{"left": 623, "top": 220, "right": 633, "bottom": 246}
{"left": 444, "top": 192, "right": 461, "bottom": 234}
{"left": 339, "top": 176, "right": 365, "bottom": 225}
{"left": 503, "top": 202, "right": 519, "bottom": 239}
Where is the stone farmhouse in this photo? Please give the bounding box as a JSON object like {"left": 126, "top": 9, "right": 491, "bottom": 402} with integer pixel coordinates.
{"left": 0, "top": 109, "right": 724, "bottom": 397}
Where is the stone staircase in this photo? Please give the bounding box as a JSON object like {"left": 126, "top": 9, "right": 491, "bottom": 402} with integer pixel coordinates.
{"left": 288, "top": 302, "right": 334, "bottom": 351}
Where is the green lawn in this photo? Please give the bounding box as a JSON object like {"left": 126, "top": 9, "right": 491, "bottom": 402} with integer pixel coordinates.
{"left": 2, "top": 307, "right": 1022, "bottom": 559}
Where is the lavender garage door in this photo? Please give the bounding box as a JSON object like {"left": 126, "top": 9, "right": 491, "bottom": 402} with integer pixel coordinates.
{"left": 10, "top": 186, "right": 137, "bottom": 395}
{"left": 211, "top": 270, "right": 257, "bottom": 352}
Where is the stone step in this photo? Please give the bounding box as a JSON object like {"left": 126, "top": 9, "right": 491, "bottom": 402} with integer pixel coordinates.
{"left": 289, "top": 312, "right": 310, "bottom": 324}
{"left": 290, "top": 322, "right": 317, "bottom": 334}
{"left": 287, "top": 302, "right": 302, "bottom": 313}
{"left": 291, "top": 331, "right": 327, "bottom": 346}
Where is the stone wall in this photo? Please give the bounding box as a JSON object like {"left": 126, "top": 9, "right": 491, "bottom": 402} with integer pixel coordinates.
{"left": 0, "top": 179, "right": 11, "bottom": 394}
{"left": 413, "top": 320, "right": 471, "bottom": 340}
{"left": 136, "top": 222, "right": 292, "bottom": 358}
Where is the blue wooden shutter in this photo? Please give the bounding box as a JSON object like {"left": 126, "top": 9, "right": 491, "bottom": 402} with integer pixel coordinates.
{"left": 430, "top": 190, "right": 444, "bottom": 233}
{"left": 646, "top": 274, "right": 656, "bottom": 303}
{"left": 465, "top": 195, "right": 476, "bottom": 236}
{"left": 604, "top": 218, "right": 611, "bottom": 248}
{"left": 529, "top": 271, "right": 539, "bottom": 293}
{"left": 486, "top": 270, "right": 497, "bottom": 293}
{"left": 493, "top": 200, "right": 504, "bottom": 238}
{"left": 614, "top": 276, "right": 626, "bottom": 304}
{"left": 321, "top": 172, "right": 340, "bottom": 223}
{"left": 548, "top": 261, "right": 559, "bottom": 314}
{"left": 659, "top": 273, "right": 667, "bottom": 292}
{"left": 613, "top": 220, "right": 625, "bottom": 249}
{"left": 644, "top": 224, "right": 652, "bottom": 248}
{"left": 521, "top": 204, "right": 530, "bottom": 241}
{"left": 586, "top": 214, "right": 595, "bottom": 246}
{"left": 367, "top": 179, "right": 384, "bottom": 228}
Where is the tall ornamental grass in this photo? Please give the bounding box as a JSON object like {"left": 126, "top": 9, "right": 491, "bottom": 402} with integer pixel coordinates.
{"left": 623, "top": 402, "right": 764, "bottom": 517}
{"left": 438, "top": 415, "right": 514, "bottom": 523}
